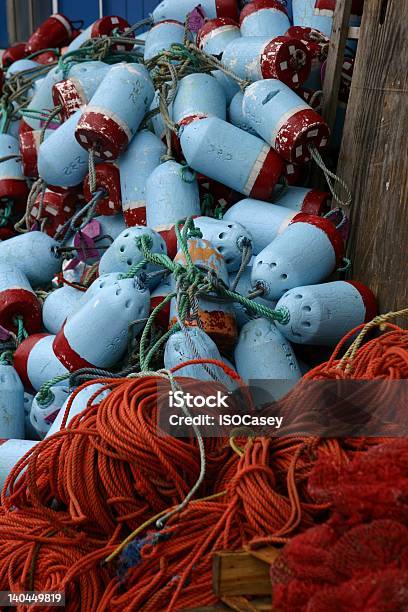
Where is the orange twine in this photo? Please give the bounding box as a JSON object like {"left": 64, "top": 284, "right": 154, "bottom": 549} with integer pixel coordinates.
{"left": 0, "top": 317, "right": 406, "bottom": 612}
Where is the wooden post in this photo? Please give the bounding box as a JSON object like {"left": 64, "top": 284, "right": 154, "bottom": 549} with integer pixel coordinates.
{"left": 322, "top": 0, "right": 353, "bottom": 131}
{"left": 337, "top": 0, "right": 408, "bottom": 313}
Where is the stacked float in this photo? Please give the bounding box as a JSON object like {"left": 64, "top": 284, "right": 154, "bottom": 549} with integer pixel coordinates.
{"left": 0, "top": 3, "right": 366, "bottom": 505}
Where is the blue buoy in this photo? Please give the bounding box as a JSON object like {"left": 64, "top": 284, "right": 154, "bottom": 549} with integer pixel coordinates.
{"left": 0, "top": 439, "right": 38, "bottom": 491}
{"left": 251, "top": 214, "right": 344, "bottom": 300}
{"left": 75, "top": 64, "right": 155, "bottom": 160}
{"left": 180, "top": 117, "right": 284, "bottom": 202}
{"left": 52, "top": 61, "right": 111, "bottom": 121}
{"left": 0, "top": 364, "right": 25, "bottom": 439}
{"left": 197, "top": 18, "right": 240, "bottom": 56}
{"left": 144, "top": 20, "right": 186, "bottom": 61}
{"left": 30, "top": 386, "right": 71, "bottom": 438}
{"left": 42, "top": 285, "right": 84, "bottom": 334}
{"left": 0, "top": 231, "right": 61, "bottom": 287}
{"left": 164, "top": 328, "right": 234, "bottom": 387}
{"left": 222, "top": 35, "right": 311, "bottom": 87}
{"left": 235, "top": 318, "right": 301, "bottom": 387}
{"left": 53, "top": 279, "right": 150, "bottom": 371}
{"left": 38, "top": 109, "right": 89, "bottom": 188}
{"left": 242, "top": 79, "right": 330, "bottom": 163}
{"left": 173, "top": 73, "right": 227, "bottom": 126}
{"left": 275, "top": 280, "right": 377, "bottom": 345}
{"left": 145, "top": 160, "right": 201, "bottom": 258}
{"left": 229, "top": 264, "right": 277, "bottom": 329}
{"left": 0, "top": 134, "right": 28, "bottom": 213}
{"left": 119, "top": 130, "right": 166, "bottom": 227}
{"left": 99, "top": 226, "right": 167, "bottom": 289}
{"left": 152, "top": 0, "right": 239, "bottom": 23}
{"left": 240, "top": 0, "right": 290, "bottom": 38}
{"left": 193, "top": 216, "right": 254, "bottom": 272}
{"left": 223, "top": 198, "right": 298, "bottom": 254}
{"left": 228, "top": 91, "right": 258, "bottom": 135}
{"left": 14, "top": 334, "right": 69, "bottom": 392}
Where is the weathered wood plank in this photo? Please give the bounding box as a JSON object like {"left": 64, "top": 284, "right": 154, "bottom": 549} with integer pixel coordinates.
{"left": 213, "top": 551, "right": 272, "bottom": 597}
{"left": 337, "top": 0, "right": 408, "bottom": 314}
{"left": 322, "top": 0, "right": 353, "bottom": 130}
{"left": 247, "top": 548, "right": 280, "bottom": 566}
{"left": 221, "top": 596, "right": 273, "bottom": 612}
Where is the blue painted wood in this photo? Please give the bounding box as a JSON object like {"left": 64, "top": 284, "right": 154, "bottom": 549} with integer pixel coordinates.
{"left": 0, "top": 0, "right": 161, "bottom": 47}
{"left": 58, "top": 0, "right": 99, "bottom": 27}
{"left": 0, "top": 0, "right": 8, "bottom": 47}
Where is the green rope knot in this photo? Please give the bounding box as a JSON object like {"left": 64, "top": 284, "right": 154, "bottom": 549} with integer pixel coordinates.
{"left": 36, "top": 373, "right": 71, "bottom": 406}
{"left": 179, "top": 164, "right": 196, "bottom": 184}
{"left": 0, "top": 202, "right": 12, "bottom": 227}
{"left": 0, "top": 351, "right": 14, "bottom": 365}
{"left": 274, "top": 306, "right": 290, "bottom": 326}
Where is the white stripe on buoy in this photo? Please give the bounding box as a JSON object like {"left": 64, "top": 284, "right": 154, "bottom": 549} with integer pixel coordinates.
{"left": 270, "top": 105, "right": 306, "bottom": 146}
{"left": 122, "top": 200, "right": 145, "bottom": 212}
{"left": 52, "top": 13, "right": 72, "bottom": 35}
{"left": 243, "top": 144, "right": 270, "bottom": 196}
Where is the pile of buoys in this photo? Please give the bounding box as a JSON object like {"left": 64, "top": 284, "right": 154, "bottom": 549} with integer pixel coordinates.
{"left": 1, "top": 1, "right": 405, "bottom": 609}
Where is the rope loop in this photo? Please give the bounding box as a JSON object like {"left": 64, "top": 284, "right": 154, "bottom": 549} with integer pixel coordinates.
{"left": 309, "top": 144, "right": 352, "bottom": 208}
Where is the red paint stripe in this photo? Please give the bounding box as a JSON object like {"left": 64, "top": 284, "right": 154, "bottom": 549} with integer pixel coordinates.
{"left": 19, "top": 130, "right": 40, "bottom": 178}
{"left": 260, "top": 37, "right": 311, "bottom": 87}
{"left": 0, "top": 179, "right": 29, "bottom": 214}
{"left": 215, "top": 0, "right": 239, "bottom": 21}
{"left": 347, "top": 281, "right": 378, "bottom": 322}
{"left": 53, "top": 79, "right": 84, "bottom": 121}
{"left": 53, "top": 326, "right": 94, "bottom": 372}
{"left": 275, "top": 107, "right": 330, "bottom": 163}
{"left": 150, "top": 296, "right": 171, "bottom": 329}
{"left": 301, "top": 189, "right": 331, "bottom": 215}
{"left": 83, "top": 162, "right": 121, "bottom": 216}
{"left": 75, "top": 111, "right": 129, "bottom": 161}
{"left": 196, "top": 17, "right": 239, "bottom": 48}
{"left": 250, "top": 147, "right": 285, "bottom": 201}
{"left": 123, "top": 205, "right": 147, "bottom": 228}
{"left": 240, "top": 0, "right": 287, "bottom": 24}
{"left": 290, "top": 213, "right": 344, "bottom": 267}
{"left": 14, "top": 333, "right": 49, "bottom": 391}
{"left": 157, "top": 226, "right": 178, "bottom": 259}
{"left": 0, "top": 288, "right": 42, "bottom": 335}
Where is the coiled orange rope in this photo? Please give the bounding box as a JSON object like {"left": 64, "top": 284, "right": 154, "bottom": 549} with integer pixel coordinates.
{"left": 0, "top": 312, "right": 406, "bottom": 612}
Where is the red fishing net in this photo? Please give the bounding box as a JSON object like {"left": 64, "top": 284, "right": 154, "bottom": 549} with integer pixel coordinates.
{"left": 271, "top": 440, "right": 408, "bottom": 611}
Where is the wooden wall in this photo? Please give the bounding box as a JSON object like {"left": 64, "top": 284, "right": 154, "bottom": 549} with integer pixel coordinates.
{"left": 338, "top": 0, "right": 408, "bottom": 313}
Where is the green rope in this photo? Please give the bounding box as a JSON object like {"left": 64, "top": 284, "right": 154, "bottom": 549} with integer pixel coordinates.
{"left": 36, "top": 373, "right": 71, "bottom": 406}
{"left": 0, "top": 351, "right": 14, "bottom": 365}
{"left": 25, "top": 48, "right": 60, "bottom": 61}
{"left": 139, "top": 293, "right": 178, "bottom": 371}
{"left": 13, "top": 316, "right": 28, "bottom": 345}
{"left": 131, "top": 216, "right": 290, "bottom": 369}
{"left": 180, "top": 165, "right": 196, "bottom": 183}
{"left": 200, "top": 193, "right": 214, "bottom": 217}
{"left": 19, "top": 108, "right": 61, "bottom": 125}
{"left": 0, "top": 202, "right": 12, "bottom": 228}
{"left": 137, "top": 217, "right": 291, "bottom": 326}
{"left": 0, "top": 107, "right": 8, "bottom": 134}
